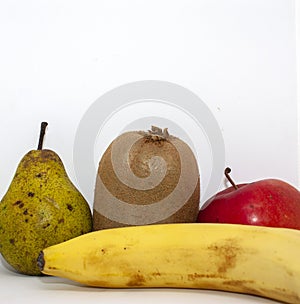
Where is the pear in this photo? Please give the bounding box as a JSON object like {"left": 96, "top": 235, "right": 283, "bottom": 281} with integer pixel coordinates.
{"left": 0, "top": 122, "right": 92, "bottom": 275}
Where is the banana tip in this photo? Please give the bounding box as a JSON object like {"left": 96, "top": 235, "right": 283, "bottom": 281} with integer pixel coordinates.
{"left": 37, "top": 251, "right": 45, "bottom": 272}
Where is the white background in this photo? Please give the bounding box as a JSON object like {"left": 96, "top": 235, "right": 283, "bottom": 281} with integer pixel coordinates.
{"left": 0, "top": 0, "right": 299, "bottom": 303}
{"left": 0, "top": 0, "right": 299, "bottom": 203}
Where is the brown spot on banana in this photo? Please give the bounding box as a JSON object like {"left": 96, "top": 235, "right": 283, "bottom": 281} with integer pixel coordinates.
{"left": 127, "top": 273, "right": 146, "bottom": 287}
{"left": 208, "top": 238, "right": 241, "bottom": 274}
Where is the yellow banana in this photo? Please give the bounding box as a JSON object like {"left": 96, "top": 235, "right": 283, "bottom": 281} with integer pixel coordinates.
{"left": 38, "top": 223, "right": 300, "bottom": 304}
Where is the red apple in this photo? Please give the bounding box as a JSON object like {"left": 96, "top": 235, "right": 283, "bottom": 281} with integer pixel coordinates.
{"left": 197, "top": 168, "right": 300, "bottom": 229}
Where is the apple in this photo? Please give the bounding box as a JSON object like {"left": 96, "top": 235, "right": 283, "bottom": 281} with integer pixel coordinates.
{"left": 197, "top": 167, "right": 300, "bottom": 229}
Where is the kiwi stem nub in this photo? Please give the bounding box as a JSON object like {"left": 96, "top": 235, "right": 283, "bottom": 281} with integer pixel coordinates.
{"left": 148, "top": 126, "right": 169, "bottom": 139}
{"left": 224, "top": 167, "right": 238, "bottom": 190}
{"left": 37, "top": 122, "right": 48, "bottom": 150}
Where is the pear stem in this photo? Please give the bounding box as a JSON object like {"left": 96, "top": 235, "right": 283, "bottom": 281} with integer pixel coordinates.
{"left": 224, "top": 167, "right": 238, "bottom": 190}
{"left": 37, "top": 122, "right": 48, "bottom": 150}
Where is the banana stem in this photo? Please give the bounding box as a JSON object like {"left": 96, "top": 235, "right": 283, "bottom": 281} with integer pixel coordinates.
{"left": 37, "top": 122, "right": 48, "bottom": 150}
{"left": 224, "top": 167, "right": 238, "bottom": 190}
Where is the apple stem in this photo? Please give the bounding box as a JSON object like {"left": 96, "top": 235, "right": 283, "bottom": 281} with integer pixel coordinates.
{"left": 224, "top": 167, "right": 238, "bottom": 190}
{"left": 37, "top": 122, "right": 48, "bottom": 150}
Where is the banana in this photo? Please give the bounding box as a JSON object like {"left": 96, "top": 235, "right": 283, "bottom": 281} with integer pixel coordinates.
{"left": 38, "top": 223, "right": 300, "bottom": 304}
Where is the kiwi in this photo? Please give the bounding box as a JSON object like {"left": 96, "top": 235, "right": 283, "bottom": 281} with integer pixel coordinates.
{"left": 93, "top": 126, "right": 200, "bottom": 230}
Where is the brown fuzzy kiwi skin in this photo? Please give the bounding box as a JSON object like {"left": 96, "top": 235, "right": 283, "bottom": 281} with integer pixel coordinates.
{"left": 93, "top": 128, "right": 200, "bottom": 230}
{"left": 93, "top": 178, "right": 200, "bottom": 230}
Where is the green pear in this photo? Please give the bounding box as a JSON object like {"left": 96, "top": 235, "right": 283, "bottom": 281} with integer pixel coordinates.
{"left": 0, "top": 122, "right": 92, "bottom": 275}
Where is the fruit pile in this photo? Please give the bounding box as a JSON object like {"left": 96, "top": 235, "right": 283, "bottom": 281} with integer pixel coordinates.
{"left": 0, "top": 122, "right": 299, "bottom": 304}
